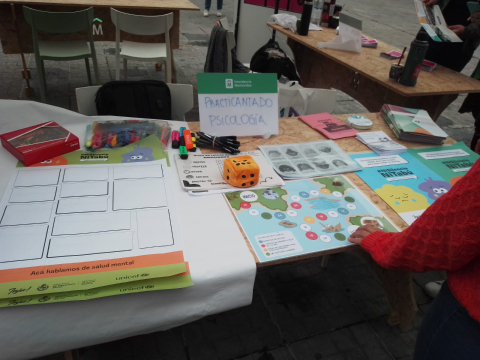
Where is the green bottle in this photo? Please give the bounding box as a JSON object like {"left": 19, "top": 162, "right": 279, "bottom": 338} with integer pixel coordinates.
{"left": 399, "top": 32, "right": 429, "bottom": 87}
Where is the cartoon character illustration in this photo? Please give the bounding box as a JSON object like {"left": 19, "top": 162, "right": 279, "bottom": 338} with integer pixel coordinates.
{"left": 418, "top": 177, "right": 452, "bottom": 200}
{"left": 263, "top": 189, "right": 279, "bottom": 200}
{"left": 279, "top": 221, "right": 297, "bottom": 228}
{"left": 313, "top": 160, "right": 329, "bottom": 169}
{"left": 319, "top": 222, "right": 342, "bottom": 232}
{"left": 318, "top": 146, "right": 333, "bottom": 153}
{"left": 303, "top": 148, "right": 317, "bottom": 156}
{"left": 332, "top": 159, "right": 347, "bottom": 167}
{"left": 376, "top": 185, "right": 430, "bottom": 212}
{"left": 31, "top": 156, "right": 68, "bottom": 166}
{"left": 297, "top": 163, "right": 314, "bottom": 171}
{"left": 285, "top": 148, "right": 298, "bottom": 157}
{"left": 278, "top": 165, "right": 296, "bottom": 173}
{"left": 121, "top": 144, "right": 154, "bottom": 163}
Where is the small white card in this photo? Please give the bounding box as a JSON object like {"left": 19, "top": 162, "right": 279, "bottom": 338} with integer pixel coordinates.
{"left": 418, "top": 149, "right": 470, "bottom": 160}
{"left": 354, "top": 155, "right": 408, "bottom": 168}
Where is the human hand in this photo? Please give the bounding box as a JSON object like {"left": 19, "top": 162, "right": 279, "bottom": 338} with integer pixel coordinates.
{"left": 422, "top": 0, "right": 437, "bottom": 6}
{"left": 348, "top": 225, "right": 382, "bottom": 245}
{"left": 448, "top": 25, "right": 465, "bottom": 36}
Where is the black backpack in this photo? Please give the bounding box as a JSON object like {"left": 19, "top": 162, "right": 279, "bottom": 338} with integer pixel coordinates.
{"left": 250, "top": 39, "right": 301, "bottom": 84}
{"left": 95, "top": 80, "right": 172, "bottom": 119}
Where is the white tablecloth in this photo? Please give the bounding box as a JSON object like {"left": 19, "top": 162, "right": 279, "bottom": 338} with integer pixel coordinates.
{"left": 0, "top": 100, "right": 256, "bottom": 360}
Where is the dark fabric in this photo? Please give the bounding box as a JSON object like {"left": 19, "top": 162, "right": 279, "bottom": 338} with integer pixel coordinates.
{"left": 443, "top": 0, "right": 471, "bottom": 26}
{"left": 250, "top": 39, "right": 301, "bottom": 83}
{"left": 459, "top": 90, "right": 480, "bottom": 149}
{"left": 423, "top": 37, "right": 474, "bottom": 72}
{"left": 95, "top": 80, "right": 171, "bottom": 120}
{"left": 204, "top": 25, "right": 228, "bottom": 73}
{"left": 204, "top": 25, "right": 250, "bottom": 73}
{"left": 413, "top": 281, "right": 480, "bottom": 360}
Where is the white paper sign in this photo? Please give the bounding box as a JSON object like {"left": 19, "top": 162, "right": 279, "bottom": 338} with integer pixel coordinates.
{"left": 317, "top": 14, "right": 362, "bottom": 52}
{"left": 418, "top": 149, "right": 470, "bottom": 160}
{"left": 354, "top": 155, "right": 408, "bottom": 168}
{"left": 197, "top": 73, "right": 279, "bottom": 137}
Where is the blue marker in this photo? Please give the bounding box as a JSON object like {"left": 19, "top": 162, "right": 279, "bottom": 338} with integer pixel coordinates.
{"left": 179, "top": 127, "right": 186, "bottom": 137}
{"left": 124, "top": 130, "right": 130, "bottom": 144}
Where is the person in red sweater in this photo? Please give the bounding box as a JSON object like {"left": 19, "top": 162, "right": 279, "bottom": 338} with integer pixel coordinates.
{"left": 348, "top": 154, "right": 480, "bottom": 360}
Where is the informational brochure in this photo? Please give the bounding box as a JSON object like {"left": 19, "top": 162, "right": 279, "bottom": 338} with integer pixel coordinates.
{"left": 414, "top": 0, "right": 462, "bottom": 42}
{"left": 259, "top": 140, "right": 362, "bottom": 179}
{"left": 356, "top": 131, "right": 407, "bottom": 156}
{"left": 174, "top": 150, "right": 284, "bottom": 193}
{"left": 299, "top": 113, "right": 357, "bottom": 140}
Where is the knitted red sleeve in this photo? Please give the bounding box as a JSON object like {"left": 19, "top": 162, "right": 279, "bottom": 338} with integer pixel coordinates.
{"left": 360, "top": 159, "right": 480, "bottom": 272}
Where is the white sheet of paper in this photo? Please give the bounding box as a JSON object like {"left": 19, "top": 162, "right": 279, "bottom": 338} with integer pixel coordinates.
{"left": 52, "top": 212, "right": 131, "bottom": 236}
{"left": 113, "top": 164, "right": 163, "bottom": 180}
{"left": 0, "top": 225, "right": 48, "bottom": 262}
{"left": 9, "top": 186, "right": 57, "bottom": 203}
{"left": 354, "top": 155, "right": 408, "bottom": 168}
{"left": 57, "top": 197, "right": 108, "bottom": 214}
{"left": 60, "top": 181, "right": 108, "bottom": 198}
{"left": 417, "top": 149, "right": 470, "bottom": 160}
{"left": 137, "top": 209, "right": 174, "bottom": 248}
{"left": 15, "top": 169, "right": 60, "bottom": 187}
{"left": 48, "top": 232, "right": 133, "bottom": 257}
{"left": 113, "top": 178, "right": 167, "bottom": 210}
{"left": 63, "top": 167, "right": 109, "bottom": 182}
{"left": 1, "top": 203, "right": 53, "bottom": 226}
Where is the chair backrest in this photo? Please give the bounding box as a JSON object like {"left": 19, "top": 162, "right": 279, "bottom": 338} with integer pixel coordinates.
{"left": 304, "top": 89, "right": 337, "bottom": 115}
{"left": 23, "top": 6, "right": 94, "bottom": 34}
{"left": 75, "top": 85, "right": 101, "bottom": 116}
{"left": 110, "top": 8, "right": 173, "bottom": 36}
{"left": 75, "top": 83, "right": 193, "bottom": 121}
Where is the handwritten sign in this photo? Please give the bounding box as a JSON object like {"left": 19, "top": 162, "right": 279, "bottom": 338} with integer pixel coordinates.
{"left": 197, "top": 73, "right": 279, "bottom": 137}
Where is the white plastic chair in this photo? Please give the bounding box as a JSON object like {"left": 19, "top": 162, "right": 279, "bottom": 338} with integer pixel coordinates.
{"left": 75, "top": 84, "right": 194, "bottom": 121}
{"left": 110, "top": 8, "right": 173, "bottom": 82}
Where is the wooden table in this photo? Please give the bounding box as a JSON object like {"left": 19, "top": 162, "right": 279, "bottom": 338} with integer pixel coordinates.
{"left": 189, "top": 113, "right": 455, "bottom": 326}
{"left": 0, "top": 0, "right": 199, "bottom": 93}
{"left": 269, "top": 24, "right": 480, "bottom": 121}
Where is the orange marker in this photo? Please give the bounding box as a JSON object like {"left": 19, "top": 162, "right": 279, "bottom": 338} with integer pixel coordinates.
{"left": 183, "top": 129, "right": 193, "bottom": 150}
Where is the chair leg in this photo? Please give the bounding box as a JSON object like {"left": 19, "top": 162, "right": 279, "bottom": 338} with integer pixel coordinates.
{"left": 91, "top": 54, "right": 100, "bottom": 85}
{"left": 36, "top": 57, "right": 47, "bottom": 103}
{"left": 85, "top": 58, "right": 92, "bottom": 86}
{"left": 166, "top": 57, "right": 172, "bottom": 83}
{"left": 123, "top": 59, "right": 127, "bottom": 80}
{"left": 115, "top": 54, "right": 120, "bottom": 81}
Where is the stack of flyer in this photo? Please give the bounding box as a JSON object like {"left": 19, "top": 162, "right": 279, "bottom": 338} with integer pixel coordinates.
{"left": 381, "top": 104, "right": 448, "bottom": 145}
{"left": 361, "top": 36, "right": 378, "bottom": 48}
{"left": 356, "top": 131, "right": 407, "bottom": 155}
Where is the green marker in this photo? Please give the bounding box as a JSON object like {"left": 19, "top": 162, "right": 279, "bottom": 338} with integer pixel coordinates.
{"left": 179, "top": 146, "right": 188, "bottom": 159}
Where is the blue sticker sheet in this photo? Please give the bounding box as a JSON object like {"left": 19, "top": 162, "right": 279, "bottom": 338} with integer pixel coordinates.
{"left": 224, "top": 175, "right": 397, "bottom": 263}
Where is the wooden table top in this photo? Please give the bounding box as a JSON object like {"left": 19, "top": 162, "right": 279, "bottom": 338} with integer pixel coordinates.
{"left": 269, "top": 24, "right": 480, "bottom": 97}
{"left": 188, "top": 113, "right": 455, "bottom": 266}
{"left": 3, "top": 0, "right": 199, "bottom": 10}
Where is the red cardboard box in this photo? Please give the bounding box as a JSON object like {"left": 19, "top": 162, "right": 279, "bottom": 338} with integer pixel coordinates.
{"left": 0, "top": 121, "right": 80, "bottom": 166}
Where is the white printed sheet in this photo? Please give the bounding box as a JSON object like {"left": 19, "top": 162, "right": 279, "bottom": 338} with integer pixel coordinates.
{"left": 0, "top": 160, "right": 186, "bottom": 272}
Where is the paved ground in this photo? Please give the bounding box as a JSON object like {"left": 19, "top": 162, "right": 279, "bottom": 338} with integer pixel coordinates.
{"left": 0, "top": 0, "right": 468, "bottom": 359}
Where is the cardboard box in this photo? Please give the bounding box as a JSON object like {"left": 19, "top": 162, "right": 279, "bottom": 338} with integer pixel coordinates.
{"left": 0, "top": 121, "right": 79, "bottom": 166}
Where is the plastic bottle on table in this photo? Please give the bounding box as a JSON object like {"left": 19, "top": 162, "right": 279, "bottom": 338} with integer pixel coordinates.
{"left": 399, "top": 32, "right": 429, "bottom": 87}
{"left": 311, "top": 0, "right": 323, "bottom": 26}
{"left": 320, "top": 0, "right": 330, "bottom": 27}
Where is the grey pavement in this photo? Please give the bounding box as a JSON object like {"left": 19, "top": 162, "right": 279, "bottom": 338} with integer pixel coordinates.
{"left": 0, "top": 1, "right": 465, "bottom": 359}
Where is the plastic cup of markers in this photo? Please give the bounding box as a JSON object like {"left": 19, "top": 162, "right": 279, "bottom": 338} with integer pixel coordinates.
{"left": 389, "top": 64, "right": 404, "bottom": 81}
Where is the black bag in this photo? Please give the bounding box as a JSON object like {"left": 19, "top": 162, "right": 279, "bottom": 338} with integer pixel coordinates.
{"left": 95, "top": 80, "right": 172, "bottom": 119}
{"left": 250, "top": 39, "right": 301, "bottom": 84}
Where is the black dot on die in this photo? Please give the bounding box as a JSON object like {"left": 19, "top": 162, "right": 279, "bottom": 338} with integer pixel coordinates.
{"left": 227, "top": 176, "right": 229, "bottom": 180}
{"left": 242, "top": 183, "right": 246, "bottom": 186}
{"left": 247, "top": 162, "right": 251, "bottom": 164}
{"left": 227, "top": 169, "right": 229, "bottom": 172}
{"left": 250, "top": 181, "right": 254, "bottom": 185}
{"left": 236, "top": 163, "right": 240, "bottom": 166}
{"left": 250, "top": 174, "right": 254, "bottom": 177}
{"left": 233, "top": 160, "right": 236, "bottom": 162}
{"left": 241, "top": 163, "right": 246, "bottom": 165}
{"left": 242, "top": 175, "right": 246, "bottom": 178}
